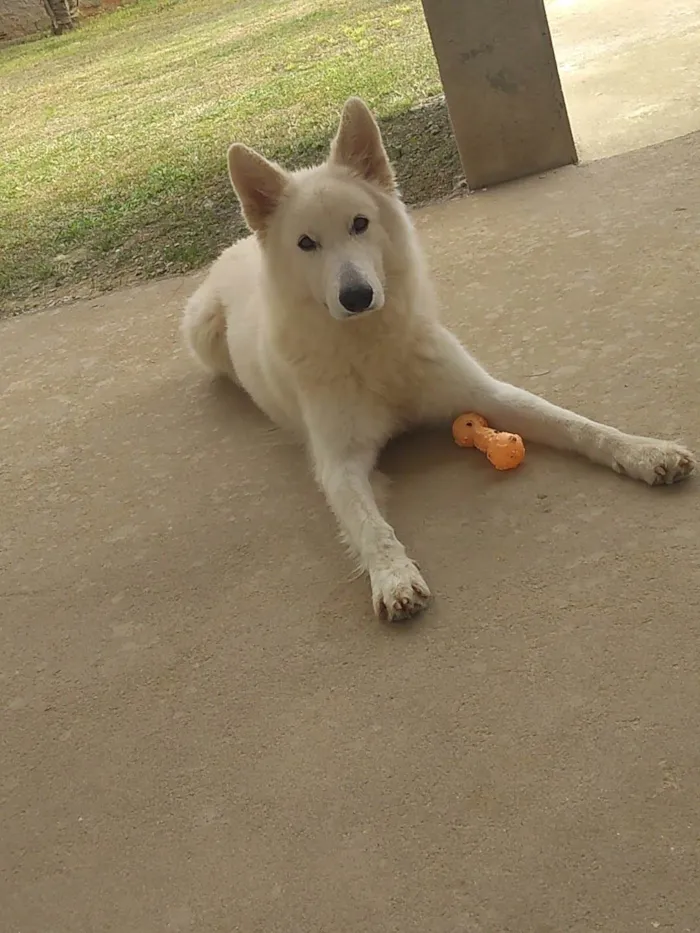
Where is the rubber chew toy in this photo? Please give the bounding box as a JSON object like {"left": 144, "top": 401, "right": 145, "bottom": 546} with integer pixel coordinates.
{"left": 452, "top": 413, "right": 525, "bottom": 471}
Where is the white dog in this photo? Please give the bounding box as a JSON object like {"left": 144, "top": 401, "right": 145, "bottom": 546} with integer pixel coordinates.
{"left": 182, "top": 98, "right": 695, "bottom": 621}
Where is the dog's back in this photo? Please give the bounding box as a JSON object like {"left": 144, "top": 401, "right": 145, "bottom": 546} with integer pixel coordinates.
{"left": 182, "top": 237, "right": 258, "bottom": 380}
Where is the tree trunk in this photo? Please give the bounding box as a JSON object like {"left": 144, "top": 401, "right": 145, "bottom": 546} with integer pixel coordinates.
{"left": 43, "top": 0, "right": 79, "bottom": 35}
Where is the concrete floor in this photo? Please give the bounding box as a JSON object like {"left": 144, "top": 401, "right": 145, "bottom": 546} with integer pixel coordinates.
{"left": 2, "top": 132, "right": 699, "bottom": 931}
{"left": 548, "top": 0, "right": 700, "bottom": 159}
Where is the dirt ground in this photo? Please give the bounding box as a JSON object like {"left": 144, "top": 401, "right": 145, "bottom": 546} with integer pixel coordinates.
{"left": 2, "top": 134, "right": 699, "bottom": 931}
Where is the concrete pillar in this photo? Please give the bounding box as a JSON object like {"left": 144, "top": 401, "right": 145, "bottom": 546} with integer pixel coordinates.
{"left": 420, "top": 0, "right": 577, "bottom": 189}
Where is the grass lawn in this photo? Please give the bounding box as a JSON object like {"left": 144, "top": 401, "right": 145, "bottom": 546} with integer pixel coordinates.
{"left": 0, "top": 0, "right": 461, "bottom": 316}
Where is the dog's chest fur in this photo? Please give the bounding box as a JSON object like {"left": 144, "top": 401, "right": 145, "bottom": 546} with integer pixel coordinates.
{"left": 271, "top": 297, "right": 438, "bottom": 421}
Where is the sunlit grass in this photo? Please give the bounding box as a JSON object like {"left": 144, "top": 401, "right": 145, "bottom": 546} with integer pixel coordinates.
{"left": 0, "top": 0, "right": 459, "bottom": 312}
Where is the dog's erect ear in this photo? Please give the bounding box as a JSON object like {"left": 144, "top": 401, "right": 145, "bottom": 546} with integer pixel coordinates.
{"left": 330, "top": 97, "right": 395, "bottom": 191}
{"left": 227, "top": 143, "right": 289, "bottom": 235}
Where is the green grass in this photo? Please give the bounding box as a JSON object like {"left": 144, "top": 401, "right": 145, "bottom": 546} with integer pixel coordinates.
{"left": 0, "top": 0, "right": 461, "bottom": 314}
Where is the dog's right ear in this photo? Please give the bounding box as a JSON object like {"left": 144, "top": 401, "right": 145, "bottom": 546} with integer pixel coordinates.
{"left": 227, "top": 144, "right": 289, "bottom": 235}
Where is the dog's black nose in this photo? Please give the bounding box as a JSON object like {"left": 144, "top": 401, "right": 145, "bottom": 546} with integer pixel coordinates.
{"left": 339, "top": 283, "right": 374, "bottom": 314}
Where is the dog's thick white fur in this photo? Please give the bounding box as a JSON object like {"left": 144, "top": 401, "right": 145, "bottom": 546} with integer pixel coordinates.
{"left": 182, "top": 98, "right": 695, "bottom": 621}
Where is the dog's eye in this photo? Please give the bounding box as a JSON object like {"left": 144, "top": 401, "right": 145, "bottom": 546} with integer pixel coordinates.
{"left": 351, "top": 215, "right": 369, "bottom": 235}
{"left": 298, "top": 235, "right": 318, "bottom": 252}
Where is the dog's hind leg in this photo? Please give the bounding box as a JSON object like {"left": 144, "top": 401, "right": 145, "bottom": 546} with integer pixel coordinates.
{"left": 181, "top": 286, "right": 237, "bottom": 381}
{"left": 417, "top": 327, "right": 695, "bottom": 486}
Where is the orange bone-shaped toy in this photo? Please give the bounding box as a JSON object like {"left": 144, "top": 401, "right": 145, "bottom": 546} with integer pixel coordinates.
{"left": 452, "top": 413, "right": 525, "bottom": 471}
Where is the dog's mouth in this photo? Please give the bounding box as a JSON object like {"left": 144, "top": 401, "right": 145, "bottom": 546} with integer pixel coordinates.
{"left": 327, "top": 300, "right": 379, "bottom": 321}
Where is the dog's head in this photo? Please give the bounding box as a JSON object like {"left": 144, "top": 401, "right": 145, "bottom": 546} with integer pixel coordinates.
{"left": 227, "top": 98, "right": 398, "bottom": 321}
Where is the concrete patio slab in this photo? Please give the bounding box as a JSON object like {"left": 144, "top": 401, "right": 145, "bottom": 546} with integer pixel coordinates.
{"left": 2, "top": 133, "right": 699, "bottom": 932}
{"left": 549, "top": 0, "right": 700, "bottom": 160}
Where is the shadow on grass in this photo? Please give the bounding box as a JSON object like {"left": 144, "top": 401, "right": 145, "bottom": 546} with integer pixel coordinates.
{"left": 1, "top": 97, "right": 462, "bottom": 315}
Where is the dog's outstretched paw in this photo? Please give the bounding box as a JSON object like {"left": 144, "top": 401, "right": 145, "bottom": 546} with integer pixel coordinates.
{"left": 371, "top": 561, "right": 431, "bottom": 622}
{"left": 611, "top": 436, "right": 696, "bottom": 486}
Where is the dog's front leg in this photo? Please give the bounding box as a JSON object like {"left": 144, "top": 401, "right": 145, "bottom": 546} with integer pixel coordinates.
{"left": 418, "top": 329, "right": 695, "bottom": 486}
{"left": 306, "top": 420, "right": 430, "bottom": 621}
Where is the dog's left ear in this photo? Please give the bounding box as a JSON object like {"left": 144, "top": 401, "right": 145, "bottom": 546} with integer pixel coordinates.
{"left": 330, "top": 98, "right": 395, "bottom": 191}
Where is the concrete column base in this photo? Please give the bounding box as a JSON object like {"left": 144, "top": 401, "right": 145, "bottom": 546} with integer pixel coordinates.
{"left": 421, "top": 0, "right": 577, "bottom": 189}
